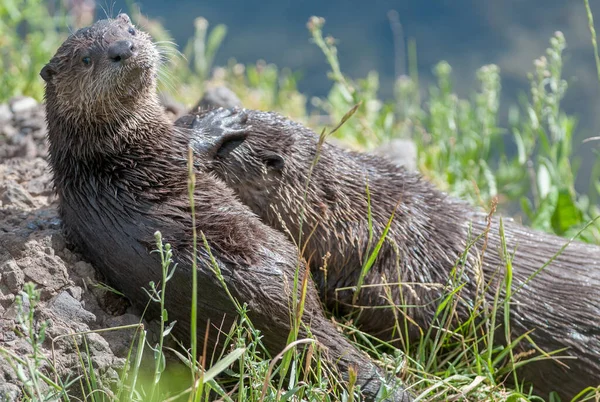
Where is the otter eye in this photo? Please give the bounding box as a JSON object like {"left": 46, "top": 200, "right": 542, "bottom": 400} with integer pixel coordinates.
{"left": 82, "top": 56, "right": 91, "bottom": 65}
{"left": 128, "top": 27, "right": 136, "bottom": 35}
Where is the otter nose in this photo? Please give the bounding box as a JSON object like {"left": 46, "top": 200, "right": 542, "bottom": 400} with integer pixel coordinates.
{"left": 108, "top": 40, "right": 135, "bottom": 62}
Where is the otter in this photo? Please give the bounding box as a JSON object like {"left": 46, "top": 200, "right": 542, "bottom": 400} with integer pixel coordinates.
{"left": 185, "top": 108, "right": 600, "bottom": 399}
{"left": 40, "top": 15, "right": 411, "bottom": 401}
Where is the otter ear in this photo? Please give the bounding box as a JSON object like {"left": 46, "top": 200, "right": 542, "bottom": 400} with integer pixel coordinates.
{"left": 40, "top": 63, "right": 56, "bottom": 83}
{"left": 263, "top": 152, "right": 285, "bottom": 171}
{"left": 215, "top": 134, "right": 247, "bottom": 159}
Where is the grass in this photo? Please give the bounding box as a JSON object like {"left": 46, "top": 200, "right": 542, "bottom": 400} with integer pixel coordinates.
{"left": 1, "top": 2, "right": 600, "bottom": 402}
{"left": 0, "top": 0, "right": 70, "bottom": 102}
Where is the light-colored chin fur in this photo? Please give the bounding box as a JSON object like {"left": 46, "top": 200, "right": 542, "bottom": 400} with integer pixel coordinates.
{"left": 57, "top": 65, "right": 158, "bottom": 125}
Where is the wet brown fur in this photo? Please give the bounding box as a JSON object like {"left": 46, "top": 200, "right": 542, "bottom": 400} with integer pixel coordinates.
{"left": 195, "top": 109, "right": 600, "bottom": 399}
{"left": 41, "top": 16, "right": 410, "bottom": 401}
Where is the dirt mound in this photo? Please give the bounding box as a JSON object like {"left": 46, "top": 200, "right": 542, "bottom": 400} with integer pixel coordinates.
{"left": 0, "top": 98, "right": 144, "bottom": 401}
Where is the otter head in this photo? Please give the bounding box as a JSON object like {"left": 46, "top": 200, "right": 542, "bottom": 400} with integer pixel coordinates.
{"left": 41, "top": 13, "right": 159, "bottom": 124}
{"left": 181, "top": 110, "right": 299, "bottom": 211}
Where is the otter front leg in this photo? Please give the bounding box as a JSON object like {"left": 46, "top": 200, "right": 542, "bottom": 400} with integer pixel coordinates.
{"left": 223, "top": 242, "right": 413, "bottom": 402}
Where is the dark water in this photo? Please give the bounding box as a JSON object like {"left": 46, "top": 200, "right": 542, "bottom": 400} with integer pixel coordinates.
{"left": 103, "top": 0, "right": 600, "bottom": 190}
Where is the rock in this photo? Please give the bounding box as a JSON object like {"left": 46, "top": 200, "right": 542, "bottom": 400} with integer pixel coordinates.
{"left": 102, "top": 313, "right": 141, "bottom": 356}
{"left": 0, "top": 98, "right": 47, "bottom": 162}
{"left": 21, "top": 136, "right": 38, "bottom": 160}
{"left": 48, "top": 291, "right": 96, "bottom": 325}
{"left": 0, "top": 124, "right": 17, "bottom": 140}
{"left": 159, "top": 93, "right": 185, "bottom": 121}
{"left": 2, "top": 293, "right": 29, "bottom": 321}
{"left": 21, "top": 254, "right": 69, "bottom": 295}
{"left": 51, "top": 233, "right": 67, "bottom": 253}
{"left": 0, "top": 260, "right": 24, "bottom": 293}
{"left": 194, "top": 86, "right": 242, "bottom": 111}
{"left": 85, "top": 332, "right": 127, "bottom": 371}
{"left": 9, "top": 97, "right": 38, "bottom": 115}
{"left": 94, "top": 287, "right": 129, "bottom": 316}
{"left": 374, "top": 138, "right": 418, "bottom": 171}
{"left": 25, "top": 174, "right": 53, "bottom": 196}
{"left": 73, "top": 261, "right": 96, "bottom": 280}
{"left": 0, "top": 293, "right": 15, "bottom": 310}
{"left": 0, "top": 319, "right": 17, "bottom": 342}
{"left": 66, "top": 286, "right": 83, "bottom": 301}
{"left": 0, "top": 381, "right": 21, "bottom": 402}
{"left": 0, "top": 104, "right": 12, "bottom": 125}
{"left": 0, "top": 182, "right": 36, "bottom": 209}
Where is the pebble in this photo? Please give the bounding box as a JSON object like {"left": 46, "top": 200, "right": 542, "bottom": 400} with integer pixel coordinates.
{"left": 0, "top": 260, "right": 24, "bottom": 293}
{"left": 9, "top": 96, "right": 38, "bottom": 115}
{"left": 0, "top": 103, "right": 12, "bottom": 124}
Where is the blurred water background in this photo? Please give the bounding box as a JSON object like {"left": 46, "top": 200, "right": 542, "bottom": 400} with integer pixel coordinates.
{"left": 89, "top": 0, "right": 600, "bottom": 189}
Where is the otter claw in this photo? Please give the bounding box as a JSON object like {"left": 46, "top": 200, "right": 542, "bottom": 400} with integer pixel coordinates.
{"left": 191, "top": 115, "right": 202, "bottom": 129}
{"left": 217, "top": 109, "right": 249, "bottom": 131}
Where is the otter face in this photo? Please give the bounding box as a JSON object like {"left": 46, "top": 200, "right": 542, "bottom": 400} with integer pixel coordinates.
{"left": 40, "top": 14, "right": 159, "bottom": 122}
{"left": 180, "top": 109, "right": 290, "bottom": 205}
{"left": 213, "top": 131, "right": 288, "bottom": 211}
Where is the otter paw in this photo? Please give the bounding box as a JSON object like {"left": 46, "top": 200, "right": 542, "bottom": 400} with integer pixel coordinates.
{"left": 192, "top": 107, "right": 250, "bottom": 138}
{"left": 188, "top": 108, "right": 251, "bottom": 159}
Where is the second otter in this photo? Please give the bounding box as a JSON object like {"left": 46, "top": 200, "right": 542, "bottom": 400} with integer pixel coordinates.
{"left": 185, "top": 109, "right": 600, "bottom": 399}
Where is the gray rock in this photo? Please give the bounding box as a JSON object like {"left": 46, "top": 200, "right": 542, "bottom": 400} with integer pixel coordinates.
{"left": 48, "top": 291, "right": 96, "bottom": 325}
{"left": 0, "top": 104, "right": 12, "bottom": 125}
{"left": 9, "top": 97, "right": 37, "bottom": 115}
{"left": 51, "top": 233, "right": 67, "bottom": 253}
{"left": 0, "top": 320, "right": 16, "bottom": 342}
{"left": 66, "top": 286, "right": 83, "bottom": 301}
{"left": 1, "top": 124, "right": 17, "bottom": 140}
{"left": 0, "top": 181, "right": 36, "bottom": 209}
{"left": 0, "top": 260, "right": 24, "bottom": 293}
{"left": 195, "top": 86, "right": 242, "bottom": 111}
{"left": 104, "top": 313, "right": 140, "bottom": 328}
{"left": 102, "top": 313, "right": 142, "bottom": 356}
{"left": 87, "top": 332, "right": 112, "bottom": 357}
{"left": 21, "top": 136, "right": 38, "bottom": 160}
{"left": 73, "top": 261, "right": 96, "bottom": 280}
{"left": 0, "top": 380, "right": 21, "bottom": 401}
{"left": 3, "top": 292, "right": 29, "bottom": 321}
{"left": 0, "top": 293, "right": 15, "bottom": 310}
{"left": 374, "top": 138, "right": 418, "bottom": 171}
{"left": 25, "top": 174, "right": 53, "bottom": 196}
{"left": 159, "top": 93, "right": 185, "bottom": 120}
{"left": 21, "top": 254, "right": 69, "bottom": 294}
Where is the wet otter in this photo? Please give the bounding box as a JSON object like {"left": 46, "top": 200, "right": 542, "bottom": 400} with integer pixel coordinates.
{"left": 41, "top": 15, "right": 410, "bottom": 401}
{"left": 188, "top": 109, "right": 600, "bottom": 399}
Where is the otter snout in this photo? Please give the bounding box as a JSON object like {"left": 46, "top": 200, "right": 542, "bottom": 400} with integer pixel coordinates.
{"left": 108, "top": 40, "right": 136, "bottom": 63}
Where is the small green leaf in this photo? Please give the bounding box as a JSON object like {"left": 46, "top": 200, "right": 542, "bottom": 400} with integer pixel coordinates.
{"left": 163, "top": 320, "right": 176, "bottom": 337}
{"left": 202, "top": 348, "right": 246, "bottom": 383}
{"left": 551, "top": 189, "right": 584, "bottom": 234}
